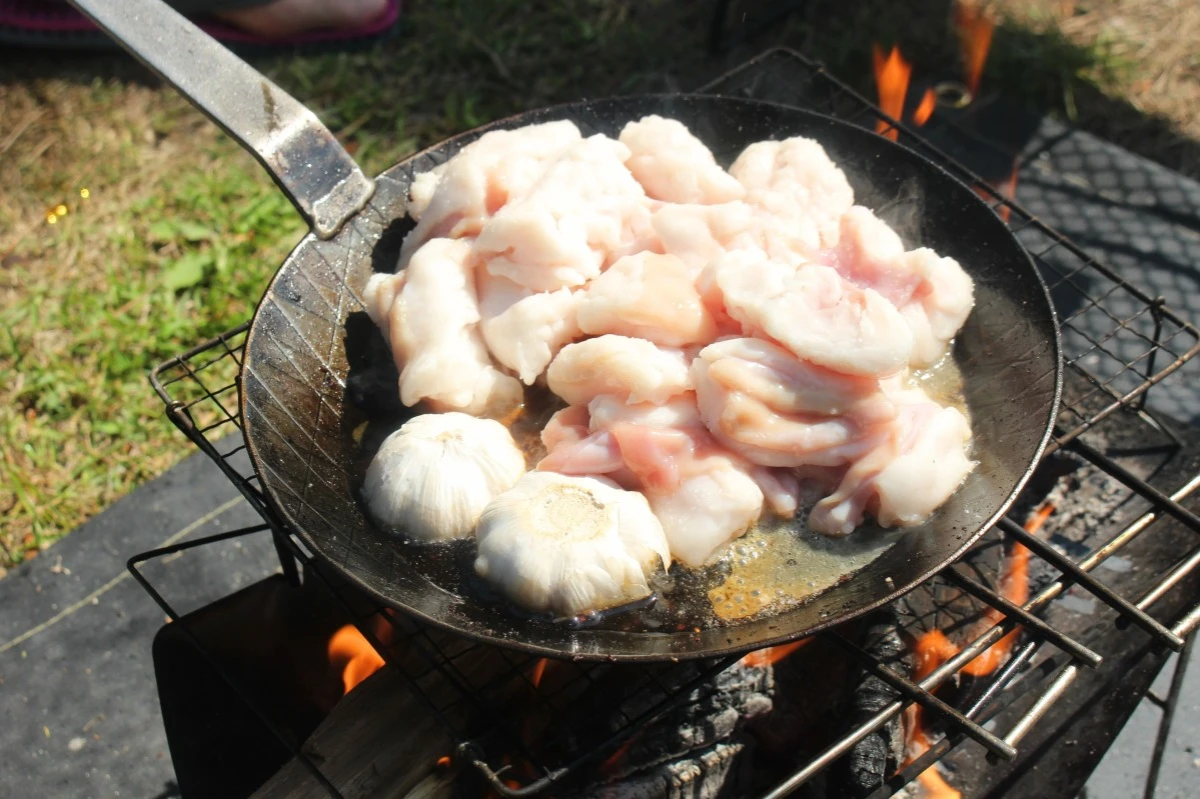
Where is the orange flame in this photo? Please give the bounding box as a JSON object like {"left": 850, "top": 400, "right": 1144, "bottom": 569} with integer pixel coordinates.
{"left": 436, "top": 755, "right": 452, "bottom": 769}
{"left": 530, "top": 658, "right": 549, "bottom": 689}
{"left": 600, "top": 734, "right": 639, "bottom": 775}
{"left": 904, "top": 503, "right": 1054, "bottom": 796}
{"left": 327, "top": 624, "right": 385, "bottom": 695}
{"left": 913, "top": 89, "right": 937, "bottom": 127}
{"left": 739, "top": 638, "right": 811, "bottom": 668}
{"left": 872, "top": 45, "right": 913, "bottom": 141}
{"left": 953, "top": 0, "right": 995, "bottom": 95}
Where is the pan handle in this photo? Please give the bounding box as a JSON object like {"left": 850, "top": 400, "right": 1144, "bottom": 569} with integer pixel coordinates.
{"left": 65, "top": 0, "right": 374, "bottom": 239}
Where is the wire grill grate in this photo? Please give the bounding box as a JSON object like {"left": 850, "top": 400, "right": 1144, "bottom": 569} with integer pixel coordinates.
{"left": 139, "top": 48, "right": 1200, "bottom": 799}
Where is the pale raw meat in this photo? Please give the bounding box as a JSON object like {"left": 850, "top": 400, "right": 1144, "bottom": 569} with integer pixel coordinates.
{"left": 539, "top": 394, "right": 704, "bottom": 481}
{"left": 692, "top": 352, "right": 885, "bottom": 468}
{"left": 546, "top": 335, "right": 691, "bottom": 406}
{"left": 407, "top": 165, "right": 445, "bottom": 222}
{"left": 576, "top": 252, "right": 718, "bottom": 347}
{"left": 587, "top": 393, "right": 703, "bottom": 431}
{"left": 388, "top": 238, "right": 522, "bottom": 417}
{"left": 730, "top": 137, "right": 855, "bottom": 256}
{"left": 609, "top": 423, "right": 762, "bottom": 567}
{"left": 808, "top": 386, "right": 974, "bottom": 536}
{"left": 650, "top": 201, "right": 759, "bottom": 275}
{"left": 749, "top": 466, "right": 801, "bottom": 517}
{"left": 537, "top": 429, "right": 626, "bottom": 476}
{"left": 698, "top": 338, "right": 894, "bottom": 420}
{"left": 538, "top": 395, "right": 764, "bottom": 566}
{"left": 475, "top": 134, "right": 652, "bottom": 292}
{"left": 619, "top": 115, "right": 745, "bottom": 204}
{"left": 650, "top": 202, "right": 812, "bottom": 276}
{"left": 709, "top": 250, "right": 913, "bottom": 377}
{"left": 894, "top": 249, "right": 975, "bottom": 367}
{"left": 478, "top": 271, "right": 582, "bottom": 385}
{"left": 399, "top": 121, "right": 583, "bottom": 265}
{"left": 820, "top": 207, "right": 975, "bottom": 366}
{"left": 540, "top": 405, "right": 591, "bottom": 451}
{"left": 363, "top": 271, "right": 406, "bottom": 340}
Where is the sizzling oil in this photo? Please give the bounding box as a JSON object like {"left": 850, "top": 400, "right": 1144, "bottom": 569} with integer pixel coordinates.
{"left": 702, "top": 353, "right": 968, "bottom": 625}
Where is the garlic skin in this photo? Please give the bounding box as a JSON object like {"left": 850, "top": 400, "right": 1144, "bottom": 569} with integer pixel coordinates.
{"left": 474, "top": 472, "right": 671, "bottom": 617}
{"left": 363, "top": 413, "right": 526, "bottom": 542}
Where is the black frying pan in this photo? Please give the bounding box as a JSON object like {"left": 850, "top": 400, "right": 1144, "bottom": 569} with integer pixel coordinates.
{"left": 76, "top": 0, "right": 1061, "bottom": 662}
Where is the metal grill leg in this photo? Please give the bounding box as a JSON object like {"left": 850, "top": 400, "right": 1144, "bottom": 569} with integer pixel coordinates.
{"left": 1142, "top": 632, "right": 1197, "bottom": 799}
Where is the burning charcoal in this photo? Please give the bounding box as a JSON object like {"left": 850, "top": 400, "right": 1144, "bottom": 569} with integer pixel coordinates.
{"left": 573, "top": 741, "right": 748, "bottom": 799}
{"left": 543, "top": 659, "right": 773, "bottom": 795}
{"left": 841, "top": 613, "right": 908, "bottom": 796}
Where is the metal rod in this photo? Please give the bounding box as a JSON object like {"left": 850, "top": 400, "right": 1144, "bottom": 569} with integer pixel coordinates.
{"left": 944, "top": 569, "right": 1102, "bottom": 667}
{"left": 1172, "top": 603, "right": 1200, "bottom": 638}
{"left": 1000, "top": 664, "right": 1079, "bottom": 750}
{"left": 1140, "top": 545, "right": 1200, "bottom": 611}
{"left": 64, "top": 0, "right": 373, "bottom": 238}
{"left": 1069, "top": 437, "right": 1200, "bottom": 534}
{"left": 999, "top": 518, "right": 1185, "bottom": 650}
{"left": 964, "top": 639, "right": 1041, "bottom": 719}
{"left": 825, "top": 632, "right": 1018, "bottom": 760}
{"left": 1143, "top": 633, "right": 1196, "bottom": 799}
{"left": 759, "top": 619, "right": 1028, "bottom": 799}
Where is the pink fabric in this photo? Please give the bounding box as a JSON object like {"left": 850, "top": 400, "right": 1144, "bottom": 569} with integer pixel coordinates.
{"left": 0, "top": 0, "right": 401, "bottom": 46}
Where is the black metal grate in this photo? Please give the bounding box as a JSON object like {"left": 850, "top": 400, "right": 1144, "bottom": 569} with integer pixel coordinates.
{"left": 139, "top": 48, "right": 1200, "bottom": 799}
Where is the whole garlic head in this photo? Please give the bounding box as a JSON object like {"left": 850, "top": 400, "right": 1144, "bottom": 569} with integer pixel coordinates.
{"left": 474, "top": 472, "right": 671, "bottom": 617}
{"left": 364, "top": 413, "right": 526, "bottom": 542}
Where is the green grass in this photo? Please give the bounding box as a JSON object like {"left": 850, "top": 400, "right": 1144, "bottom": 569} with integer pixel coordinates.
{"left": 0, "top": 0, "right": 1185, "bottom": 569}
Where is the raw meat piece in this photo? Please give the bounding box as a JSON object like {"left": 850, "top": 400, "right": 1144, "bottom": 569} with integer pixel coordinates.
{"left": 539, "top": 393, "right": 764, "bottom": 567}
{"left": 730, "top": 136, "right": 855, "bottom": 256}
{"left": 692, "top": 351, "right": 885, "bottom": 468}
{"left": 540, "top": 405, "right": 591, "bottom": 451}
{"left": 820, "top": 207, "right": 975, "bottom": 366}
{"left": 363, "top": 270, "right": 406, "bottom": 340}
{"left": 388, "top": 238, "right": 522, "bottom": 417}
{"left": 808, "top": 386, "right": 974, "bottom": 536}
{"left": 708, "top": 251, "right": 913, "bottom": 377}
{"left": 399, "top": 121, "right": 583, "bottom": 265}
{"left": 407, "top": 165, "right": 445, "bottom": 222}
{"left": 546, "top": 335, "right": 692, "bottom": 406}
{"left": 576, "top": 252, "right": 718, "bottom": 347}
{"left": 650, "top": 201, "right": 760, "bottom": 275}
{"left": 586, "top": 393, "right": 704, "bottom": 431}
{"left": 475, "top": 134, "right": 652, "bottom": 291}
{"left": 609, "top": 423, "right": 763, "bottom": 567}
{"left": 619, "top": 115, "right": 745, "bottom": 204}
{"left": 478, "top": 271, "right": 582, "bottom": 385}
{"left": 698, "top": 338, "right": 894, "bottom": 419}
{"left": 894, "top": 249, "right": 975, "bottom": 367}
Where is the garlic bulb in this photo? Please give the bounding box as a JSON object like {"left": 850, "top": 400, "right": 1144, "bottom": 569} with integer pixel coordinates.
{"left": 363, "top": 413, "right": 526, "bottom": 541}
{"left": 474, "top": 472, "right": 671, "bottom": 616}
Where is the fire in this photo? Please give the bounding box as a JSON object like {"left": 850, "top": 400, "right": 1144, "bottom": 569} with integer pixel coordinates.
{"left": 913, "top": 89, "right": 937, "bottom": 127}
{"left": 904, "top": 503, "right": 1054, "bottom": 796}
{"left": 739, "top": 638, "right": 811, "bottom": 668}
{"left": 600, "top": 734, "right": 639, "bottom": 774}
{"left": 953, "top": 0, "right": 995, "bottom": 96}
{"left": 327, "top": 624, "right": 385, "bottom": 695}
{"left": 872, "top": 45, "right": 913, "bottom": 141}
{"left": 529, "top": 657, "right": 549, "bottom": 689}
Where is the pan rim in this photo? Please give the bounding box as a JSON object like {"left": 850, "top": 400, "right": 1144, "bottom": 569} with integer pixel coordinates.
{"left": 240, "top": 93, "right": 1064, "bottom": 662}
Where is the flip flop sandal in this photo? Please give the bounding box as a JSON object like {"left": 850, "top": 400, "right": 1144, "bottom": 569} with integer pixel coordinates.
{"left": 0, "top": 0, "right": 402, "bottom": 55}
